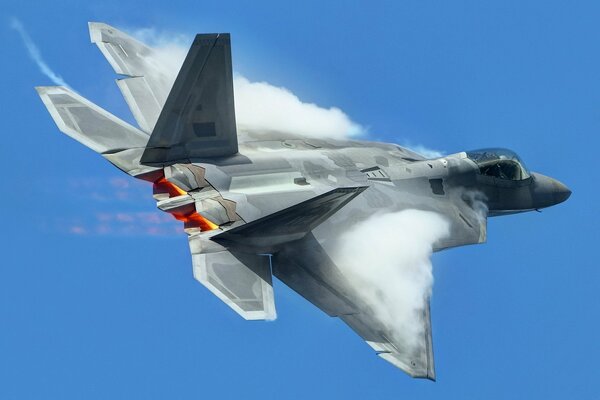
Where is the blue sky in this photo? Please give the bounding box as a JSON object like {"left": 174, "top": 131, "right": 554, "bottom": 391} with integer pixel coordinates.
{"left": 1, "top": 1, "right": 598, "bottom": 398}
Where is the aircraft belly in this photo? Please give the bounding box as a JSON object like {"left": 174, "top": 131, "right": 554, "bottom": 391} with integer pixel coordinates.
{"left": 40, "top": 21, "right": 570, "bottom": 380}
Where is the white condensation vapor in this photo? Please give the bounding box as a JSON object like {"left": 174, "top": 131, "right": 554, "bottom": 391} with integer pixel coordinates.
{"left": 130, "top": 27, "right": 190, "bottom": 80}
{"left": 129, "top": 28, "right": 366, "bottom": 139}
{"left": 333, "top": 210, "right": 450, "bottom": 351}
{"left": 10, "top": 17, "right": 70, "bottom": 87}
{"left": 234, "top": 76, "right": 364, "bottom": 139}
{"left": 131, "top": 29, "right": 447, "bottom": 148}
{"left": 463, "top": 189, "right": 489, "bottom": 224}
{"left": 407, "top": 144, "right": 444, "bottom": 159}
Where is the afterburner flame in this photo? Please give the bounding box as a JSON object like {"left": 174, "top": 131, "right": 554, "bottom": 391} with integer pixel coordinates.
{"left": 170, "top": 204, "right": 219, "bottom": 231}
{"left": 153, "top": 176, "right": 218, "bottom": 231}
{"left": 154, "top": 176, "right": 187, "bottom": 197}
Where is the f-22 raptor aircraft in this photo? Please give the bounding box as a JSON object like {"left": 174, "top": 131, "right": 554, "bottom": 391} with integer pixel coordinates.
{"left": 36, "top": 23, "right": 570, "bottom": 380}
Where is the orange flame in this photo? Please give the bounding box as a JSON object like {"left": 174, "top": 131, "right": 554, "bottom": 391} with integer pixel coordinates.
{"left": 152, "top": 176, "right": 218, "bottom": 231}
{"left": 154, "top": 177, "right": 187, "bottom": 197}
{"left": 170, "top": 204, "right": 219, "bottom": 231}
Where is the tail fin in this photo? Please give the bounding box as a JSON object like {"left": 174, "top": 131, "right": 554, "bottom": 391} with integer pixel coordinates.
{"left": 140, "top": 34, "right": 239, "bottom": 166}
{"left": 36, "top": 86, "right": 156, "bottom": 176}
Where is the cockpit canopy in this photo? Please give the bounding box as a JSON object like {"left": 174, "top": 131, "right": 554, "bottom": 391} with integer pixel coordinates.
{"left": 466, "top": 148, "right": 530, "bottom": 180}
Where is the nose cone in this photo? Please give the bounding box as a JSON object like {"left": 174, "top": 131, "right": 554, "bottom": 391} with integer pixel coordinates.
{"left": 552, "top": 179, "right": 572, "bottom": 204}
{"left": 531, "top": 172, "right": 572, "bottom": 209}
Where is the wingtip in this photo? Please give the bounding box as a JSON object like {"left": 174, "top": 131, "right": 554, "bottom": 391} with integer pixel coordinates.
{"left": 34, "top": 86, "right": 71, "bottom": 95}
{"left": 88, "top": 21, "right": 119, "bottom": 43}
{"left": 88, "top": 21, "right": 109, "bottom": 30}
{"left": 415, "top": 363, "right": 436, "bottom": 381}
{"left": 88, "top": 21, "right": 104, "bottom": 43}
{"left": 411, "top": 371, "right": 436, "bottom": 381}
{"left": 241, "top": 310, "right": 278, "bottom": 321}
{"left": 34, "top": 86, "right": 55, "bottom": 95}
{"left": 424, "top": 369, "right": 436, "bottom": 382}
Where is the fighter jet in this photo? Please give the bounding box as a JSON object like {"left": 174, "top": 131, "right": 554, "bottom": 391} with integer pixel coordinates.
{"left": 36, "top": 23, "right": 571, "bottom": 380}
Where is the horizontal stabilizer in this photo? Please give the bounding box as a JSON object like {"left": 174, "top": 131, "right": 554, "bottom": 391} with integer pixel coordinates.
{"left": 36, "top": 86, "right": 153, "bottom": 175}
{"left": 89, "top": 22, "right": 174, "bottom": 132}
{"left": 189, "top": 234, "right": 276, "bottom": 320}
{"left": 213, "top": 186, "right": 367, "bottom": 250}
{"left": 141, "top": 33, "right": 238, "bottom": 165}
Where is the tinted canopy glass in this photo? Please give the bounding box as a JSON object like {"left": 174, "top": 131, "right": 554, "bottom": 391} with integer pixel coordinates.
{"left": 466, "top": 148, "right": 530, "bottom": 180}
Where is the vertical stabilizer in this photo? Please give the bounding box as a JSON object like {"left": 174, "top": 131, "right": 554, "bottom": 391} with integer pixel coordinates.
{"left": 141, "top": 34, "right": 238, "bottom": 166}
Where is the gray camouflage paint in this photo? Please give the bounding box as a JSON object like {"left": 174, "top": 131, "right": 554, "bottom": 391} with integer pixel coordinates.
{"left": 36, "top": 23, "right": 570, "bottom": 380}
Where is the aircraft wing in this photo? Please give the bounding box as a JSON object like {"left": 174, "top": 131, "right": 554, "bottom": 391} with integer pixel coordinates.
{"left": 251, "top": 191, "right": 485, "bottom": 379}
{"left": 272, "top": 233, "right": 436, "bottom": 380}
{"left": 184, "top": 187, "right": 368, "bottom": 321}
{"left": 190, "top": 186, "right": 485, "bottom": 379}
{"left": 341, "top": 304, "right": 435, "bottom": 379}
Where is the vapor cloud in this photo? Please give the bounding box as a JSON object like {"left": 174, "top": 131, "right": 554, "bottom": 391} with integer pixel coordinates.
{"left": 234, "top": 76, "right": 364, "bottom": 139}
{"left": 129, "top": 27, "right": 189, "bottom": 80}
{"left": 332, "top": 210, "right": 450, "bottom": 352}
{"left": 130, "top": 28, "right": 365, "bottom": 139}
{"left": 462, "top": 189, "right": 489, "bottom": 225}
{"left": 11, "top": 20, "right": 438, "bottom": 149}
{"left": 10, "top": 17, "right": 70, "bottom": 87}
{"left": 404, "top": 143, "right": 444, "bottom": 159}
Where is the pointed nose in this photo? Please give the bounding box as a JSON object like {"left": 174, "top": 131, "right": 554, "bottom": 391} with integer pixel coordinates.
{"left": 552, "top": 179, "right": 572, "bottom": 204}
{"left": 531, "top": 173, "right": 571, "bottom": 208}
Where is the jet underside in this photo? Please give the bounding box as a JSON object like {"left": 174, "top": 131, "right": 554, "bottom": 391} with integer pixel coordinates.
{"left": 36, "top": 22, "right": 569, "bottom": 380}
